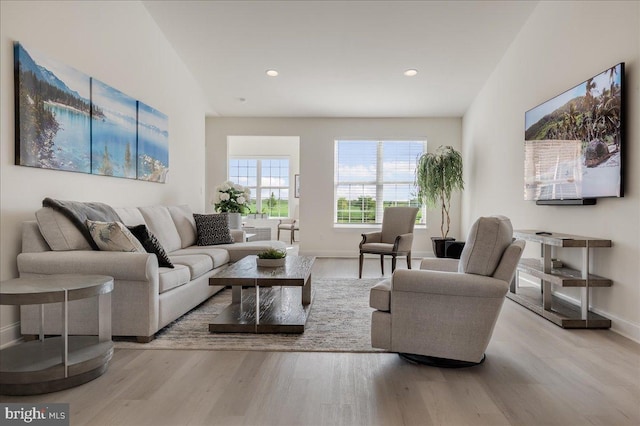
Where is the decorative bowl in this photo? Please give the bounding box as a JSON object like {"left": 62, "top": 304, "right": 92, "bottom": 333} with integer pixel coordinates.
{"left": 256, "top": 257, "right": 286, "bottom": 267}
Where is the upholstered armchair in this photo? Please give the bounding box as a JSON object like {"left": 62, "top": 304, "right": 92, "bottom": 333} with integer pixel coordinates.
{"left": 370, "top": 216, "right": 525, "bottom": 367}
{"left": 277, "top": 206, "right": 299, "bottom": 244}
{"left": 359, "top": 207, "right": 419, "bottom": 278}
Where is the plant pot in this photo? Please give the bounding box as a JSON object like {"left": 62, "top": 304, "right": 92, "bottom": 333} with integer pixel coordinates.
{"left": 227, "top": 212, "right": 242, "bottom": 229}
{"left": 431, "top": 237, "right": 455, "bottom": 258}
{"left": 256, "top": 257, "right": 286, "bottom": 267}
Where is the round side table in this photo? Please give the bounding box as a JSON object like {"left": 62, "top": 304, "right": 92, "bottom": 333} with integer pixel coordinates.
{"left": 0, "top": 274, "right": 114, "bottom": 395}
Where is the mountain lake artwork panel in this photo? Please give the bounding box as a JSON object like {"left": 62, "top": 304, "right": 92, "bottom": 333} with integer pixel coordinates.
{"left": 14, "top": 42, "right": 92, "bottom": 173}
{"left": 137, "top": 102, "right": 169, "bottom": 183}
{"left": 91, "top": 79, "right": 137, "bottom": 179}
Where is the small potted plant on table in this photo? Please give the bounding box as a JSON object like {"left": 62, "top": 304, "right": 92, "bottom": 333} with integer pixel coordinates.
{"left": 256, "top": 248, "right": 287, "bottom": 267}
{"left": 415, "top": 145, "right": 464, "bottom": 258}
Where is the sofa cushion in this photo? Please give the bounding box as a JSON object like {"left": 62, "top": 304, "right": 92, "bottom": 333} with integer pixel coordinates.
{"left": 171, "top": 247, "right": 230, "bottom": 268}
{"left": 170, "top": 254, "right": 213, "bottom": 280}
{"left": 168, "top": 205, "right": 197, "bottom": 248}
{"left": 219, "top": 241, "right": 288, "bottom": 262}
{"left": 35, "top": 207, "right": 92, "bottom": 251}
{"left": 138, "top": 206, "right": 182, "bottom": 253}
{"left": 128, "top": 224, "right": 174, "bottom": 268}
{"left": 87, "top": 220, "right": 146, "bottom": 253}
{"left": 458, "top": 216, "right": 513, "bottom": 277}
{"left": 193, "top": 213, "right": 233, "bottom": 246}
{"left": 114, "top": 207, "right": 146, "bottom": 226}
{"left": 159, "top": 265, "right": 190, "bottom": 294}
{"left": 370, "top": 278, "right": 392, "bottom": 312}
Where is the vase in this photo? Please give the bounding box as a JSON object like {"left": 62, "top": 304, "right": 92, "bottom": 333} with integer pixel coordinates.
{"left": 227, "top": 212, "right": 242, "bottom": 229}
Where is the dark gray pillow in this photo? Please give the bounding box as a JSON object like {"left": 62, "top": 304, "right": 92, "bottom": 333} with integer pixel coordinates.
{"left": 128, "top": 224, "right": 174, "bottom": 268}
{"left": 193, "top": 213, "right": 233, "bottom": 246}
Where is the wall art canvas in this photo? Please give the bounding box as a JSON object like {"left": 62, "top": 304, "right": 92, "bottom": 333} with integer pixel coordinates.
{"left": 14, "top": 42, "right": 91, "bottom": 173}
{"left": 91, "top": 79, "right": 137, "bottom": 178}
{"left": 137, "top": 102, "right": 169, "bottom": 183}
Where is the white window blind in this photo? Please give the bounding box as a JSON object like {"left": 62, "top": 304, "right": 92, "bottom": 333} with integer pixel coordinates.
{"left": 334, "top": 140, "right": 425, "bottom": 224}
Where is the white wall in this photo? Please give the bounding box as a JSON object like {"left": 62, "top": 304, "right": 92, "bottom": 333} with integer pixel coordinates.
{"left": 0, "top": 1, "right": 208, "bottom": 346}
{"left": 207, "top": 117, "right": 463, "bottom": 257}
{"left": 463, "top": 1, "right": 640, "bottom": 340}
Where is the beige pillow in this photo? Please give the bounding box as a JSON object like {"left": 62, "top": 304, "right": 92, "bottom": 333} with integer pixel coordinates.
{"left": 87, "top": 220, "right": 146, "bottom": 253}
{"left": 35, "top": 207, "right": 92, "bottom": 251}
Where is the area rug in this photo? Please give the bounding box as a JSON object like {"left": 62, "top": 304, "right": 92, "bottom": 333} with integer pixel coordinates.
{"left": 114, "top": 278, "right": 387, "bottom": 353}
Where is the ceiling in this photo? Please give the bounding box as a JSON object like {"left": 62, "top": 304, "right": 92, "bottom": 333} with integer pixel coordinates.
{"left": 143, "top": 1, "right": 538, "bottom": 118}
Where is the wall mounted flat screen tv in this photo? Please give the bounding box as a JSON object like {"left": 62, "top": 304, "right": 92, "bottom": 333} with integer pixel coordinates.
{"left": 524, "top": 63, "right": 624, "bottom": 205}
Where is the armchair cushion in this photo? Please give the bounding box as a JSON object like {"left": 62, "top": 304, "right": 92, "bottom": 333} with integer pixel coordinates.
{"left": 360, "top": 242, "right": 395, "bottom": 254}
{"left": 458, "top": 216, "right": 513, "bottom": 276}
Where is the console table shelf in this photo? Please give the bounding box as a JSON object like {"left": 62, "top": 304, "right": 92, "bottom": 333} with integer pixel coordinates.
{"left": 517, "top": 258, "right": 612, "bottom": 287}
{"left": 509, "top": 230, "right": 612, "bottom": 329}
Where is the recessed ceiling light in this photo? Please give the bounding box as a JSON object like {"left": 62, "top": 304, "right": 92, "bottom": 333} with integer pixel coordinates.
{"left": 404, "top": 69, "right": 418, "bottom": 77}
{"left": 266, "top": 69, "right": 279, "bottom": 77}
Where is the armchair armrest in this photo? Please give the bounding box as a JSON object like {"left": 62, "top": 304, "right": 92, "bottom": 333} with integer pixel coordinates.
{"left": 420, "top": 257, "right": 459, "bottom": 272}
{"left": 393, "top": 233, "right": 414, "bottom": 252}
{"left": 360, "top": 231, "right": 382, "bottom": 247}
{"left": 392, "top": 269, "right": 509, "bottom": 298}
{"left": 17, "top": 251, "right": 158, "bottom": 281}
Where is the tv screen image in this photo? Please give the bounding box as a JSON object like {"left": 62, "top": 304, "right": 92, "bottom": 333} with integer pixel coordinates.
{"left": 524, "top": 63, "right": 624, "bottom": 202}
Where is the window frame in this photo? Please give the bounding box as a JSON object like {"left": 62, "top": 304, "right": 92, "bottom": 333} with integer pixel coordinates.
{"left": 333, "top": 139, "right": 427, "bottom": 227}
{"left": 228, "top": 156, "right": 291, "bottom": 218}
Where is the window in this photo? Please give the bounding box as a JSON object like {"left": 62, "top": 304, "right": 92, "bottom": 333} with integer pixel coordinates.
{"left": 334, "top": 140, "right": 425, "bottom": 225}
{"left": 229, "top": 158, "right": 290, "bottom": 217}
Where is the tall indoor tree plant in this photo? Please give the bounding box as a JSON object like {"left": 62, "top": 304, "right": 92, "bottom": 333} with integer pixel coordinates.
{"left": 415, "top": 145, "right": 464, "bottom": 257}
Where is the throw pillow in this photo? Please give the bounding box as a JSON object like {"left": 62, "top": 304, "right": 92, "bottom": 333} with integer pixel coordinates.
{"left": 86, "top": 220, "right": 146, "bottom": 253}
{"left": 193, "top": 213, "right": 233, "bottom": 246}
{"left": 128, "top": 224, "right": 175, "bottom": 268}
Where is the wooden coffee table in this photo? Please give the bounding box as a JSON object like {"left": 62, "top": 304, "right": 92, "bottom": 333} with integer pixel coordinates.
{"left": 208, "top": 255, "right": 315, "bottom": 333}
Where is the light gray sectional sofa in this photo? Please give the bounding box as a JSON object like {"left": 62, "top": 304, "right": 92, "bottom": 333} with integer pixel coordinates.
{"left": 18, "top": 204, "right": 286, "bottom": 342}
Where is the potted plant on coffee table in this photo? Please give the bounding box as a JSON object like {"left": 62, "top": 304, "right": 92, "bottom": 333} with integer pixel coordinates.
{"left": 415, "top": 145, "right": 464, "bottom": 258}
{"left": 256, "top": 248, "right": 287, "bottom": 267}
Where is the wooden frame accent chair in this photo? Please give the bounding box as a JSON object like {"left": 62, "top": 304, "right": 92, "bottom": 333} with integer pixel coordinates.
{"left": 359, "top": 207, "right": 419, "bottom": 279}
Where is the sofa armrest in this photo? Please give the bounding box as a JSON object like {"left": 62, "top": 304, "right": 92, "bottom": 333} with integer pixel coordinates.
{"left": 17, "top": 251, "right": 158, "bottom": 281}
{"left": 230, "top": 229, "right": 246, "bottom": 243}
{"left": 392, "top": 269, "right": 508, "bottom": 298}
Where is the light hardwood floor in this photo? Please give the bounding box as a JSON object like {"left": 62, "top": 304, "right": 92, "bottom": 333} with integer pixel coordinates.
{"left": 2, "top": 257, "right": 639, "bottom": 426}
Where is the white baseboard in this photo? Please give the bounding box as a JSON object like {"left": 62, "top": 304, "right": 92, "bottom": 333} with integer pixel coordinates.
{"left": 0, "top": 321, "right": 22, "bottom": 349}
{"left": 517, "top": 275, "right": 640, "bottom": 344}
{"left": 299, "top": 250, "right": 433, "bottom": 258}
